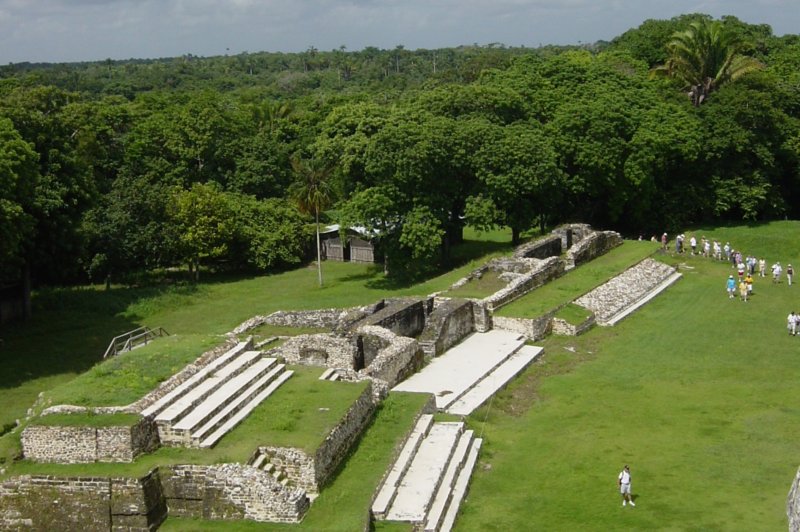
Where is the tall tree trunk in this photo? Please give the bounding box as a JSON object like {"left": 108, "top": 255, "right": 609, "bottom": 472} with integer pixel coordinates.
{"left": 512, "top": 226, "right": 521, "bottom": 246}
{"left": 315, "top": 208, "right": 323, "bottom": 287}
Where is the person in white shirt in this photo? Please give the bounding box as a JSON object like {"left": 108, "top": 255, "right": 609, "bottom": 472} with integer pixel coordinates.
{"left": 618, "top": 465, "right": 635, "bottom": 507}
{"left": 789, "top": 312, "right": 797, "bottom": 336}
{"left": 773, "top": 262, "right": 783, "bottom": 284}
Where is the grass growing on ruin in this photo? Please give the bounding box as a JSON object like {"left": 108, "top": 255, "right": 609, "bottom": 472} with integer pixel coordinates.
{"left": 459, "top": 223, "right": 800, "bottom": 530}
{"left": 29, "top": 412, "right": 141, "bottom": 427}
{"left": 496, "top": 240, "right": 659, "bottom": 319}
{"left": 160, "top": 391, "right": 432, "bottom": 532}
{"left": 42, "top": 334, "right": 222, "bottom": 408}
{"left": 0, "top": 228, "right": 514, "bottom": 441}
{"left": 1, "top": 366, "right": 368, "bottom": 480}
{"left": 445, "top": 269, "right": 508, "bottom": 299}
{"left": 553, "top": 302, "right": 593, "bottom": 325}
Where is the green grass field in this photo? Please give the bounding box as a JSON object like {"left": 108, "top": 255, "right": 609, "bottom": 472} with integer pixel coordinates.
{"left": 3, "top": 221, "right": 800, "bottom": 530}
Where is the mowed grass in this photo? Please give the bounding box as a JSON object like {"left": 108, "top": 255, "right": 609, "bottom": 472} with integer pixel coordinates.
{"left": 160, "top": 392, "right": 431, "bottom": 532}
{"left": 0, "top": 228, "right": 514, "bottom": 445}
{"left": 458, "top": 222, "right": 800, "bottom": 530}
{"left": 496, "top": 240, "right": 659, "bottom": 318}
{"left": 3, "top": 366, "right": 369, "bottom": 480}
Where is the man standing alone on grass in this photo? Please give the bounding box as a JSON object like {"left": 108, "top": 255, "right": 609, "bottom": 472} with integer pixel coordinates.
{"left": 619, "top": 465, "right": 635, "bottom": 507}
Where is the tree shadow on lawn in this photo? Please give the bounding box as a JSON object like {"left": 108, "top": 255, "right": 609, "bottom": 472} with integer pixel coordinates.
{"left": 0, "top": 282, "right": 203, "bottom": 390}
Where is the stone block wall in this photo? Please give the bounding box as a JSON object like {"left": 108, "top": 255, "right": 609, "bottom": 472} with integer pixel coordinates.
{"left": 358, "top": 327, "right": 421, "bottom": 387}
{"left": 493, "top": 315, "right": 554, "bottom": 341}
{"left": 551, "top": 314, "right": 596, "bottom": 336}
{"left": 513, "top": 234, "right": 563, "bottom": 260}
{"left": 356, "top": 298, "right": 427, "bottom": 338}
{"left": 161, "top": 464, "right": 309, "bottom": 523}
{"left": 484, "top": 256, "right": 565, "bottom": 311}
{"left": 279, "top": 333, "right": 358, "bottom": 369}
{"left": 787, "top": 466, "right": 800, "bottom": 531}
{"left": 566, "top": 230, "right": 623, "bottom": 268}
{"left": 21, "top": 416, "right": 159, "bottom": 464}
{"left": 472, "top": 301, "right": 492, "bottom": 333}
{"left": 260, "top": 382, "right": 376, "bottom": 494}
{"left": 418, "top": 298, "right": 475, "bottom": 358}
{"left": 0, "top": 471, "right": 167, "bottom": 531}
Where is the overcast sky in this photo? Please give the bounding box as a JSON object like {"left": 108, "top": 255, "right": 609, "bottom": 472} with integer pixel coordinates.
{"left": 0, "top": 0, "right": 796, "bottom": 64}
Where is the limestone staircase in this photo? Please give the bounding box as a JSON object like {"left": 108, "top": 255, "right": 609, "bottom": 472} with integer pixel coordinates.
{"left": 319, "top": 368, "right": 341, "bottom": 381}
{"left": 249, "top": 450, "right": 291, "bottom": 487}
{"left": 141, "top": 341, "right": 293, "bottom": 448}
{"left": 372, "top": 414, "right": 482, "bottom": 531}
{"left": 393, "top": 330, "right": 543, "bottom": 416}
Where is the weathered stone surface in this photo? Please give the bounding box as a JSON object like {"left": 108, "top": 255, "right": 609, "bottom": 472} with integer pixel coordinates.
{"left": 483, "top": 256, "right": 565, "bottom": 311}
{"left": 279, "top": 333, "right": 358, "bottom": 369}
{"left": 551, "top": 314, "right": 596, "bottom": 336}
{"left": 358, "top": 326, "right": 421, "bottom": 387}
{"left": 565, "top": 230, "right": 623, "bottom": 269}
{"left": 574, "top": 258, "right": 676, "bottom": 324}
{"left": 788, "top": 466, "right": 800, "bottom": 531}
{"left": 0, "top": 471, "right": 167, "bottom": 531}
{"left": 418, "top": 298, "right": 475, "bottom": 358}
{"left": 354, "top": 298, "right": 427, "bottom": 338}
{"left": 22, "top": 417, "right": 159, "bottom": 464}
{"left": 513, "top": 234, "right": 563, "bottom": 260}
{"left": 493, "top": 314, "right": 554, "bottom": 341}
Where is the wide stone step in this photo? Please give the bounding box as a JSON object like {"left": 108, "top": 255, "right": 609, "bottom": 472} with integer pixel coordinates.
{"left": 393, "top": 330, "right": 526, "bottom": 410}
{"left": 424, "top": 430, "right": 474, "bottom": 531}
{"left": 385, "top": 422, "right": 464, "bottom": 522}
{"left": 199, "top": 369, "right": 293, "bottom": 448}
{"left": 446, "top": 345, "right": 543, "bottom": 416}
{"left": 439, "top": 438, "right": 483, "bottom": 532}
{"left": 372, "top": 414, "right": 435, "bottom": 518}
{"left": 154, "top": 350, "right": 263, "bottom": 424}
{"left": 173, "top": 358, "right": 279, "bottom": 433}
{"left": 142, "top": 341, "right": 250, "bottom": 418}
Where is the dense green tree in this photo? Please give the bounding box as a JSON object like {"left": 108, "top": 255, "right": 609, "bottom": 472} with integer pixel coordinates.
{"left": 653, "top": 19, "right": 764, "bottom": 106}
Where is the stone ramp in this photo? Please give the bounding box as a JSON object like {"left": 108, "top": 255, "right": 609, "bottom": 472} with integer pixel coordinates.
{"left": 143, "top": 342, "right": 293, "bottom": 447}
{"left": 574, "top": 258, "right": 680, "bottom": 325}
{"left": 393, "top": 330, "right": 541, "bottom": 415}
{"left": 446, "top": 345, "right": 543, "bottom": 416}
{"left": 372, "top": 417, "right": 482, "bottom": 531}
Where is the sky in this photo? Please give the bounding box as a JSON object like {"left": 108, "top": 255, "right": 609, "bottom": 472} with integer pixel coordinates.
{"left": 0, "top": 0, "right": 797, "bottom": 64}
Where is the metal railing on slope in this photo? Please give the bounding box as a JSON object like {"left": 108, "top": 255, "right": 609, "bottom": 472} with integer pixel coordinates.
{"left": 103, "top": 326, "right": 169, "bottom": 359}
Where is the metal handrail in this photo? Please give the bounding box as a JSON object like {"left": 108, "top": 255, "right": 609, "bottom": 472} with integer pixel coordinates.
{"left": 103, "top": 326, "right": 170, "bottom": 358}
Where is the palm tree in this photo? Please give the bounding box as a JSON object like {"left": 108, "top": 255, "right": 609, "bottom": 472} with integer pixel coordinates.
{"left": 652, "top": 20, "right": 763, "bottom": 106}
{"left": 290, "top": 156, "right": 333, "bottom": 287}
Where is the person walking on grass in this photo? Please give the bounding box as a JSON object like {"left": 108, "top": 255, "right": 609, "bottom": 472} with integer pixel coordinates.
{"left": 773, "top": 262, "right": 783, "bottom": 284}
{"left": 788, "top": 264, "right": 794, "bottom": 286}
{"left": 739, "top": 279, "right": 748, "bottom": 302}
{"left": 619, "top": 465, "right": 635, "bottom": 507}
{"left": 727, "top": 275, "right": 737, "bottom": 299}
{"left": 759, "top": 258, "right": 766, "bottom": 278}
{"left": 788, "top": 312, "right": 797, "bottom": 336}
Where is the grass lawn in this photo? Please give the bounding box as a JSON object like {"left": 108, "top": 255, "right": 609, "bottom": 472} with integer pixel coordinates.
{"left": 445, "top": 270, "right": 508, "bottom": 299}
{"left": 2, "top": 366, "right": 369, "bottom": 479}
{"left": 458, "top": 222, "right": 800, "bottom": 530}
{"left": 0, "top": 228, "right": 515, "bottom": 448}
{"left": 160, "top": 392, "right": 431, "bottom": 532}
{"left": 496, "top": 240, "right": 659, "bottom": 318}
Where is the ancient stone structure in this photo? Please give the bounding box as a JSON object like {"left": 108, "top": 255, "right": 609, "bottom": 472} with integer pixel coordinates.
{"left": 574, "top": 258, "right": 679, "bottom": 325}
{"left": 787, "top": 467, "right": 800, "bottom": 531}
{"left": 280, "top": 333, "right": 358, "bottom": 368}
{"left": 0, "top": 470, "right": 167, "bottom": 531}
{"left": 483, "top": 256, "right": 565, "bottom": 311}
{"left": 565, "top": 230, "right": 624, "bottom": 269}
{"left": 357, "top": 326, "right": 422, "bottom": 387}
{"left": 21, "top": 416, "right": 159, "bottom": 464}
{"left": 513, "top": 233, "right": 563, "bottom": 260}
{"left": 492, "top": 314, "right": 554, "bottom": 341}
{"left": 418, "top": 298, "right": 475, "bottom": 358}
{"left": 249, "top": 382, "right": 376, "bottom": 494}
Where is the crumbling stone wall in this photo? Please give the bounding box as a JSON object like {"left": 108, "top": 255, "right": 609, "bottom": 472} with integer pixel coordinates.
{"left": 483, "top": 256, "right": 565, "bottom": 311}
{"left": 513, "top": 234, "right": 563, "bottom": 260}
{"left": 418, "top": 298, "right": 475, "bottom": 358}
{"left": 566, "top": 230, "right": 623, "bottom": 269}
{"left": 355, "top": 298, "right": 428, "bottom": 338}
{"left": 493, "top": 314, "right": 554, "bottom": 341}
{"left": 260, "top": 382, "right": 376, "bottom": 494}
{"left": 161, "top": 464, "right": 308, "bottom": 523}
{"left": 0, "top": 470, "right": 167, "bottom": 531}
{"left": 279, "top": 333, "right": 358, "bottom": 369}
{"left": 551, "top": 314, "right": 596, "bottom": 336}
{"left": 788, "top": 466, "right": 800, "bottom": 531}
{"left": 21, "top": 416, "right": 159, "bottom": 463}
{"left": 358, "top": 327, "right": 422, "bottom": 387}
